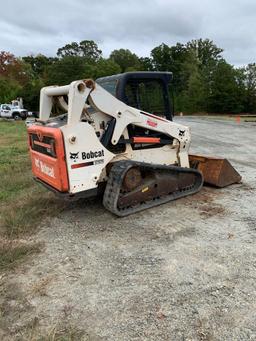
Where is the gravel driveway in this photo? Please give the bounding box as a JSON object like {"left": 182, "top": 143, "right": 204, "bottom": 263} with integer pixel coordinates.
{"left": 3, "top": 117, "right": 256, "bottom": 340}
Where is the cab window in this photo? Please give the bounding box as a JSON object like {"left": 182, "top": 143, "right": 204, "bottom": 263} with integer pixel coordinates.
{"left": 124, "top": 79, "right": 166, "bottom": 117}
{"left": 97, "top": 80, "right": 117, "bottom": 97}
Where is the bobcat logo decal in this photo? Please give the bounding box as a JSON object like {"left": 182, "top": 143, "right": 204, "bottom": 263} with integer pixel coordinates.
{"left": 70, "top": 152, "right": 79, "bottom": 161}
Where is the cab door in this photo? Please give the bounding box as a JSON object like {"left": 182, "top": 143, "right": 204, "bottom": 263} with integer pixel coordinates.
{"left": 1, "top": 105, "right": 11, "bottom": 118}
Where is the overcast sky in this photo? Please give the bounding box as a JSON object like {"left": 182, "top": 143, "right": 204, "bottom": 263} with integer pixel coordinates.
{"left": 1, "top": 0, "right": 255, "bottom": 66}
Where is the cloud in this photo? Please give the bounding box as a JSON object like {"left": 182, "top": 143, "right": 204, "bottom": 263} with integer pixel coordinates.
{"left": 0, "top": 0, "right": 255, "bottom": 65}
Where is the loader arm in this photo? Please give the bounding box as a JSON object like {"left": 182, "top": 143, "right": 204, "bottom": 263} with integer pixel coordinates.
{"left": 89, "top": 84, "right": 191, "bottom": 167}
{"left": 39, "top": 79, "right": 191, "bottom": 167}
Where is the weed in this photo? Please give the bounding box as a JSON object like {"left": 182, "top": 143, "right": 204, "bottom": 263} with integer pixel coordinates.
{"left": 30, "top": 275, "right": 54, "bottom": 297}
{"left": 0, "top": 239, "right": 41, "bottom": 271}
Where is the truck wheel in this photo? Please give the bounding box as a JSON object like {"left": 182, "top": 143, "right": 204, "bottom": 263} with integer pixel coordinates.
{"left": 13, "top": 113, "right": 21, "bottom": 120}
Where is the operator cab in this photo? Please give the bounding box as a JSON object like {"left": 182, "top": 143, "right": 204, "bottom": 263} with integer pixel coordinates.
{"left": 96, "top": 71, "right": 173, "bottom": 121}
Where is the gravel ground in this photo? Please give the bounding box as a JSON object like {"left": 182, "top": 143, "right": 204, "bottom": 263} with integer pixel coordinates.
{"left": 2, "top": 117, "right": 256, "bottom": 340}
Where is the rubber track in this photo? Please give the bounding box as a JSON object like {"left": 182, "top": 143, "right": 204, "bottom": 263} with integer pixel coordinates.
{"left": 103, "top": 160, "right": 203, "bottom": 217}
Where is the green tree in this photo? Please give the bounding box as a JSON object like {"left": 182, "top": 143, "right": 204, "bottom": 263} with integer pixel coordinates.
{"left": 22, "top": 54, "right": 57, "bottom": 77}
{"left": 57, "top": 40, "right": 102, "bottom": 62}
{"left": 150, "top": 43, "right": 190, "bottom": 93}
{"left": 186, "top": 39, "right": 223, "bottom": 67}
{"left": 179, "top": 51, "right": 206, "bottom": 113}
{"left": 243, "top": 63, "right": 256, "bottom": 113}
{"left": 139, "top": 57, "right": 153, "bottom": 71}
{"left": 181, "top": 71, "right": 206, "bottom": 113}
{"left": 91, "top": 58, "right": 121, "bottom": 79}
{"left": 0, "top": 77, "right": 21, "bottom": 103}
{"left": 45, "top": 56, "right": 91, "bottom": 85}
{"left": 208, "top": 61, "right": 244, "bottom": 113}
{"left": 110, "top": 49, "right": 141, "bottom": 72}
{"left": 151, "top": 43, "right": 173, "bottom": 71}
{"left": 185, "top": 39, "right": 225, "bottom": 112}
{"left": 20, "top": 78, "right": 45, "bottom": 111}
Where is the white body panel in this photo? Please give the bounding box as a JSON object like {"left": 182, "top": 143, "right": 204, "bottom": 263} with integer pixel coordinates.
{"left": 61, "top": 122, "right": 114, "bottom": 193}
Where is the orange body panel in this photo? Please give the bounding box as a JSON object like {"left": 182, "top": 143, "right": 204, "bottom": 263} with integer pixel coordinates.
{"left": 28, "top": 125, "right": 69, "bottom": 192}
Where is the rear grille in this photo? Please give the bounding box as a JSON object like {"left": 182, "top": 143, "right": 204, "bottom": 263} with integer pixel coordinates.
{"left": 30, "top": 133, "right": 56, "bottom": 158}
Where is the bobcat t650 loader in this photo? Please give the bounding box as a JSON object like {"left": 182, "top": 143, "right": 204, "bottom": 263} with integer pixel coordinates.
{"left": 27, "top": 72, "right": 241, "bottom": 216}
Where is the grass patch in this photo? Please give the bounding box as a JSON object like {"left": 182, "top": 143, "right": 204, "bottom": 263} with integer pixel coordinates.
{"left": 0, "top": 121, "right": 68, "bottom": 270}
{"left": 2, "top": 189, "right": 68, "bottom": 237}
{"left": 0, "top": 239, "right": 41, "bottom": 271}
{"left": 0, "top": 121, "right": 67, "bottom": 236}
{"left": 0, "top": 121, "right": 38, "bottom": 205}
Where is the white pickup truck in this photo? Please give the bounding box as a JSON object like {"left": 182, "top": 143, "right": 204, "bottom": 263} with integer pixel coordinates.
{"left": 0, "top": 104, "right": 28, "bottom": 120}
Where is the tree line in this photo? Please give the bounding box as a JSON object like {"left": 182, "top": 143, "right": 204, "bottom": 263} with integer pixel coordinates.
{"left": 0, "top": 38, "right": 256, "bottom": 114}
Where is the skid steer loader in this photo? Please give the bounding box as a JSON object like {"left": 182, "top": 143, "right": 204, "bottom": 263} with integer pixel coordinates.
{"left": 27, "top": 72, "right": 241, "bottom": 216}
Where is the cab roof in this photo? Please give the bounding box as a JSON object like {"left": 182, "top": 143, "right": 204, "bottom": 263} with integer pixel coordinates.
{"left": 96, "top": 71, "right": 173, "bottom": 84}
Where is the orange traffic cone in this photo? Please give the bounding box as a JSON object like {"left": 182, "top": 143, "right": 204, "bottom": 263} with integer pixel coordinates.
{"left": 236, "top": 116, "right": 241, "bottom": 123}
